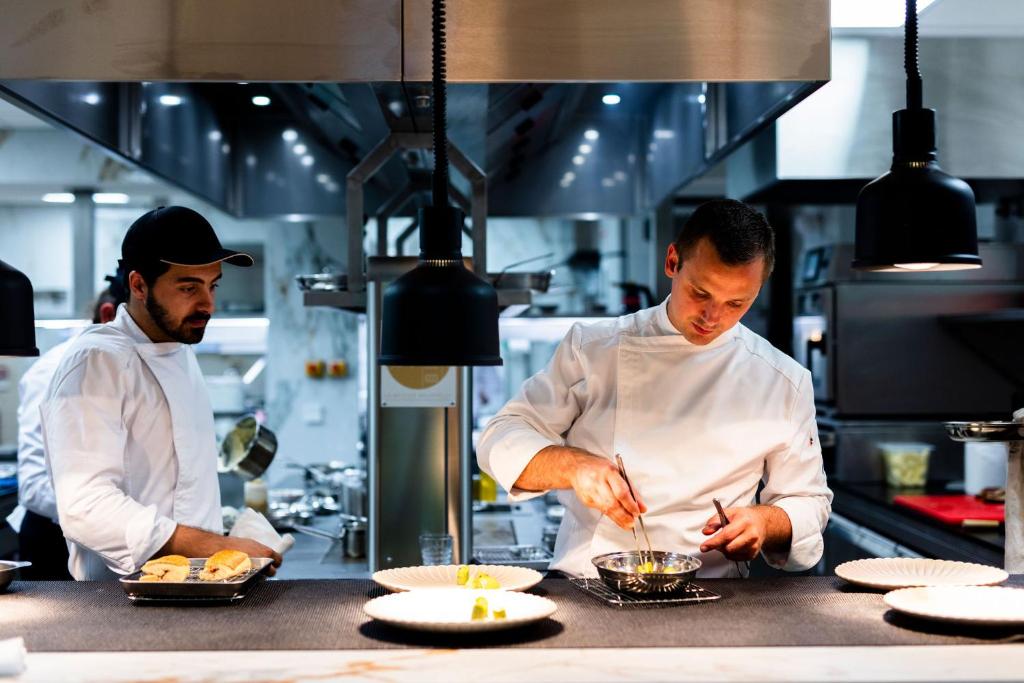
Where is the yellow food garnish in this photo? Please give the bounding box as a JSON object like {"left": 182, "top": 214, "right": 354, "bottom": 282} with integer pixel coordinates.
{"left": 456, "top": 565, "right": 470, "bottom": 586}
{"left": 636, "top": 561, "right": 655, "bottom": 574}
{"left": 492, "top": 606, "right": 507, "bottom": 620}
{"left": 478, "top": 574, "right": 501, "bottom": 589}
{"left": 471, "top": 596, "right": 488, "bottom": 621}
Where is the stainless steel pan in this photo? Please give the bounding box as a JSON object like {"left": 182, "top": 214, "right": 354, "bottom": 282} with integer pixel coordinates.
{"left": 220, "top": 415, "right": 277, "bottom": 481}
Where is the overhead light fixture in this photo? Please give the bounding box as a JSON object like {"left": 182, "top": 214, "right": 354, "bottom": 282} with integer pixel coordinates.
{"left": 0, "top": 259, "right": 39, "bottom": 357}
{"left": 316, "top": 173, "right": 330, "bottom": 183}
{"left": 208, "top": 130, "right": 222, "bottom": 142}
{"left": 251, "top": 95, "right": 271, "bottom": 107}
{"left": 584, "top": 129, "right": 600, "bottom": 141}
{"left": 832, "top": 0, "right": 937, "bottom": 28}
{"left": 379, "top": 0, "right": 500, "bottom": 367}
{"left": 572, "top": 155, "right": 585, "bottom": 166}
{"left": 158, "top": 94, "right": 183, "bottom": 106}
{"left": 653, "top": 129, "right": 676, "bottom": 140}
{"left": 42, "top": 192, "right": 75, "bottom": 204}
{"left": 578, "top": 144, "right": 592, "bottom": 154}
{"left": 92, "top": 192, "right": 130, "bottom": 204}
{"left": 282, "top": 129, "right": 298, "bottom": 142}
{"left": 81, "top": 93, "right": 101, "bottom": 105}
{"left": 300, "top": 155, "right": 314, "bottom": 167}
{"left": 292, "top": 143, "right": 307, "bottom": 156}
{"left": 853, "top": 0, "right": 980, "bottom": 273}
{"left": 602, "top": 93, "right": 621, "bottom": 106}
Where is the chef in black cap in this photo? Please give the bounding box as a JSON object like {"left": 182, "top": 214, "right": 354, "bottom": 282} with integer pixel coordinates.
{"left": 40, "top": 207, "right": 282, "bottom": 580}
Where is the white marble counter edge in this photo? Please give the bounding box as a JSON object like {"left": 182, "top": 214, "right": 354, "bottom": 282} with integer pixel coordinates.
{"left": 5, "top": 644, "right": 1024, "bottom": 683}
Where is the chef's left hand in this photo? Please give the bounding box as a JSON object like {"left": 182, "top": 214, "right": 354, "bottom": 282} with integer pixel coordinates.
{"left": 699, "top": 506, "right": 770, "bottom": 561}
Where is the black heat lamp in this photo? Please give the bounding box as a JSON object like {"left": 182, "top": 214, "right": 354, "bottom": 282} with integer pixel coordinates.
{"left": 852, "top": 0, "right": 981, "bottom": 272}
{"left": 0, "top": 259, "right": 39, "bottom": 357}
{"left": 379, "top": 0, "right": 501, "bottom": 366}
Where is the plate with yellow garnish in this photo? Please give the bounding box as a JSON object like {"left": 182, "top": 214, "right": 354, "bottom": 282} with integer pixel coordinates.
{"left": 363, "top": 589, "right": 556, "bottom": 633}
{"left": 372, "top": 563, "right": 543, "bottom": 593}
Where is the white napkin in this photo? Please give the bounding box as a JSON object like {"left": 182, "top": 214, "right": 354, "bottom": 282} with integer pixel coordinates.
{"left": 228, "top": 508, "right": 295, "bottom": 556}
{"left": 0, "top": 638, "right": 26, "bottom": 676}
{"left": 1006, "top": 407, "right": 1024, "bottom": 573}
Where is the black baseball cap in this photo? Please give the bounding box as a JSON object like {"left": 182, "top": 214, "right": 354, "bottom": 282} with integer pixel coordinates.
{"left": 120, "top": 206, "right": 253, "bottom": 271}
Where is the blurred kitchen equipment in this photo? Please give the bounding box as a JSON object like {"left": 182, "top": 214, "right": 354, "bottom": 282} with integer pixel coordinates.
{"left": 591, "top": 551, "right": 701, "bottom": 595}
{"left": 205, "top": 369, "right": 245, "bottom": 414}
{"left": 220, "top": 415, "right": 277, "bottom": 481}
{"left": 615, "top": 282, "right": 655, "bottom": 313}
{"left": 946, "top": 421, "right": 1024, "bottom": 442}
{"left": 489, "top": 252, "right": 555, "bottom": 292}
{"left": 615, "top": 454, "right": 653, "bottom": 564}
{"left": 244, "top": 478, "right": 268, "bottom": 514}
{"left": 878, "top": 442, "right": 933, "bottom": 488}
{"left": 419, "top": 532, "right": 453, "bottom": 565}
{"left": 295, "top": 271, "right": 348, "bottom": 292}
{"left": 344, "top": 519, "right": 367, "bottom": 559}
{"left": 0, "top": 562, "right": 30, "bottom": 592}
{"left": 964, "top": 442, "right": 1009, "bottom": 495}
{"left": 474, "top": 545, "right": 553, "bottom": 571}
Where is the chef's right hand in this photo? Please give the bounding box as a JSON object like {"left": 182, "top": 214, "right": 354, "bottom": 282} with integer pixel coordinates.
{"left": 570, "top": 453, "right": 647, "bottom": 530}
{"left": 222, "top": 537, "right": 283, "bottom": 576}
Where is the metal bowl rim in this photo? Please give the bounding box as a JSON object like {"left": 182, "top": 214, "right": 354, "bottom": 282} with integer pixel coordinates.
{"left": 591, "top": 550, "right": 702, "bottom": 576}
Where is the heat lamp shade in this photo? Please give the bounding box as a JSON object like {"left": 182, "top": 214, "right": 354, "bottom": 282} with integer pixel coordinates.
{"left": 379, "top": 261, "right": 502, "bottom": 366}
{"left": 853, "top": 162, "right": 982, "bottom": 272}
{"left": 0, "top": 259, "right": 39, "bottom": 356}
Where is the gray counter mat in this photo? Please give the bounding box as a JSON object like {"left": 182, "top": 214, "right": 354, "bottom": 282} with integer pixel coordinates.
{"left": 1, "top": 577, "right": 1022, "bottom": 652}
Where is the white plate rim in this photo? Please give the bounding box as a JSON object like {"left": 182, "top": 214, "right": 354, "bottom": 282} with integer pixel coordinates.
{"left": 883, "top": 585, "right": 1024, "bottom": 626}
{"left": 363, "top": 590, "right": 557, "bottom": 633}
{"left": 835, "top": 557, "right": 1009, "bottom": 589}
{"left": 372, "top": 564, "right": 543, "bottom": 593}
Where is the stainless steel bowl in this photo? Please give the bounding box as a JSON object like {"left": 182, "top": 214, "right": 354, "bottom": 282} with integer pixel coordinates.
{"left": 0, "top": 561, "right": 31, "bottom": 592}
{"left": 219, "top": 415, "right": 278, "bottom": 481}
{"left": 945, "top": 421, "right": 1024, "bottom": 442}
{"left": 592, "top": 551, "right": 701, "bottom": 595}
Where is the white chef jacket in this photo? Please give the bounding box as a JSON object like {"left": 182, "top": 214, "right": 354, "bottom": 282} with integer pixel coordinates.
{"left": 41, "top": 305, "right": 222, "bottom": 580}
{"left": 5, "top": 338, "right": 74, "bottom": 533}
{"left": 478, "top": 298, "right": 833, "bottom": 578}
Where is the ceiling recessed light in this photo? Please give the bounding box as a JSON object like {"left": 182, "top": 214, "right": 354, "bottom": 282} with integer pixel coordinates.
{"left": 613, "top": 170, "right": 627, "bottom": 182}
{"left": 246, "top": 155, "right": 258, "bottom": 168}
{"left": 158, "top": 94, "right": 183, "bottom": 106}
{"left": 697, "top": 93, "right": 707, "bottom": 105}
{"left": 580, "top": 212, "right": 600, "bottom": 221}
{"left": 563, "top": 172, "right": 576, "bottom": 182}
{"left": 584, "top": 129, "right": 600, "bottom": 141}
{"left": 578, "top": 144, "right": 592, "bottom": 154}
{"left": 317, "top": 173, "right": 330, "bottom": 183}
{"left": 653, "top": 129, "right": 675, "bottom": 140}
{"left": 301, "top": 155, "right": 314, "bottom": 167}
{"left": 81, "top": 93, "right": 101, "bottom": 106}
{"left": 602, "top": 94, "right": 621, "bottom": 106}
{"left": 572, "top": 155, "right": 585, "bottom": 166}
{"left": 42, "top": 192, "right": 75, "bottom": 204}
{"left": 92, "top": 192, "right": 129, "bottom": 204}
{"left": 602, "top": 178, "right": 615, "bottom": 188}
{"left": 282, "top": 129, "right": 298, "bottom": 142}
{"left": 292, "top": 143, "right": 307, "bottom": 156}
{"left": 251, "top": 95, "right": 271, "bottom": 107}
{"left": 208, "top": 130, "right": 222, "bottom": 142}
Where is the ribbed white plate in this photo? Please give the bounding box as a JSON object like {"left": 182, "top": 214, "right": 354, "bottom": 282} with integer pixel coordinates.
{"left": 372, "top": 564, "right": 542, "bottom": 593}
{"left": 884, "top": 586, "right": 1024, "bottom": 626}
{"left": 364, "top": 589, "right": 557, "bottom": 633}
{"left": 835, "top": 558, "right": 1008, "bottom": 590}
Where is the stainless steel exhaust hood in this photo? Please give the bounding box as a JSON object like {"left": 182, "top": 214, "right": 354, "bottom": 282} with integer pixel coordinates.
{"left": 728, "top": 37, "right": 1024, "bottom": 203}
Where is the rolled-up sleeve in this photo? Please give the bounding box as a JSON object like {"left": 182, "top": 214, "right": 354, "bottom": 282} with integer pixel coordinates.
{"left": 760, "top": 370, "right": 833, "bottom": 571}
{"left": 42, "top": 351, "right": 176, "bottom": 576}
{"left": 477, "top": 325, "right": 587, "bottom": 502}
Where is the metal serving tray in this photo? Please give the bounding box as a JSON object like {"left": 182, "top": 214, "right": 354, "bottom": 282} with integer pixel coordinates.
{"left": 945, "top": 421, "right": 1024, "bottom": 443}
{"left": 120, "top": 558, "right": 272, "bottom": 601}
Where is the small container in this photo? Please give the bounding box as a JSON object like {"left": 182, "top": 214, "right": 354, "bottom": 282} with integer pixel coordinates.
{"left": 343, "top": 520, "right": 366, "bottom": 559}
{"left": 418, "top": 532, "right": 453, "bottom": 565}
{"left": 244, "top": 478, "right": 268, "bottom": 514}
{"left": 878, "top": 442, "right": 933, "bottom": 488}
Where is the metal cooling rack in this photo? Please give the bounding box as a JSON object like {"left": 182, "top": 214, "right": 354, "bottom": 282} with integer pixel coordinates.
{"left": 570, "top": 578, "right": 721, "bottom": 607}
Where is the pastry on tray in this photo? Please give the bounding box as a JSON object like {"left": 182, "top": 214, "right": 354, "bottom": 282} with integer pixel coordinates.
{"left": 140, "top": 555, "right": 191, "bottom": 582}
{"left": 199, "top": 550, "right": 252, "bottom": 581}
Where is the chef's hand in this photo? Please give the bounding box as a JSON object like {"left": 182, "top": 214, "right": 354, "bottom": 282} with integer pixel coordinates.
{"left": 699, "top": 505, "right": 792, "bottom": 561}
{"left": 222, "top": 537, "right": 283, "bottom": 576}
{"left": 570, "top": 452, "right": 647, "bottom": 530}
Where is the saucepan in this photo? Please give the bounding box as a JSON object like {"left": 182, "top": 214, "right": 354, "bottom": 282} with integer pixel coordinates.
{"left": 0, "top": 561, "right": 31, "bottom": 592}
{"left": 591, "top": 551, "right": 700, "bottom": 595}
{"left": 220, "top": 415, "right": 278, "bottom": 481}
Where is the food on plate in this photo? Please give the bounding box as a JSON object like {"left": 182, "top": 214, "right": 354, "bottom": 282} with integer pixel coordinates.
{"left": 456, "top": 564, "right": 470, "bottom": 586}
{"left": 198, "top": 550, "right": 252, "bottom": 581}
{"left": 636, "top": 561, "right": 655, "bottom": 574}
{"left": 140, "top": 554, "right": 190, "bottom": 582}
{"left": 471, "top": 596, "right": 488, "bottom": 621}
{"left": 492, "top": 605, "right": 507, "bottom": 620}
{"left": 469, "top": 571, "right": 501, "bottom": 589}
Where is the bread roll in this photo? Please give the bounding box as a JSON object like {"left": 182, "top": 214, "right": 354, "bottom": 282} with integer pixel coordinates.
{"left": 199, "top": 549, "right": 252, "bottom": 581}
{"left": 140, "top": 554, "right": 191, "bottom": 582}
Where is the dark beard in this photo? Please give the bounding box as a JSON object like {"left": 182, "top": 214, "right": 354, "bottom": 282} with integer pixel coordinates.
{"left": 145, "top": 291, "right": 209, "bottom": 344}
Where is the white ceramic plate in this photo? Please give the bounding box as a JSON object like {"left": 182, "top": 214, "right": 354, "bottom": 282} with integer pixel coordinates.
{"left": 372, "top": 564, "right": 543, "bottom": 593}
{"left": 835, "top": 558, "right": 1008, "bottom": 590}
{"left": 363, "top": 589, "right": 557, "bottom": 633}
{"left": 884, "top": 586, "right": 1024, "bottom": 626}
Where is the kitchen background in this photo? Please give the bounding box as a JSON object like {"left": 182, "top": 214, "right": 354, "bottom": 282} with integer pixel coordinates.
{"left": 1, "top": 0, "right": 1021, "bottom": 575}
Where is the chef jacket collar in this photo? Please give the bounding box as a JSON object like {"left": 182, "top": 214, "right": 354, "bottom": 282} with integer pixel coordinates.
{"left": 653, "top": 296, "right": 738, "bottom": 349}
{"left": 112, "top": 303, "right": 184, "bottom": 351}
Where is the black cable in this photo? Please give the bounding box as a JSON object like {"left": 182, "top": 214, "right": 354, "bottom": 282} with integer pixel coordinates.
{"left": 905, "top": 0, "right": 923, "bottom": 110}
{"left": 431, "top": 0, "right": 449, "bottom": 207}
